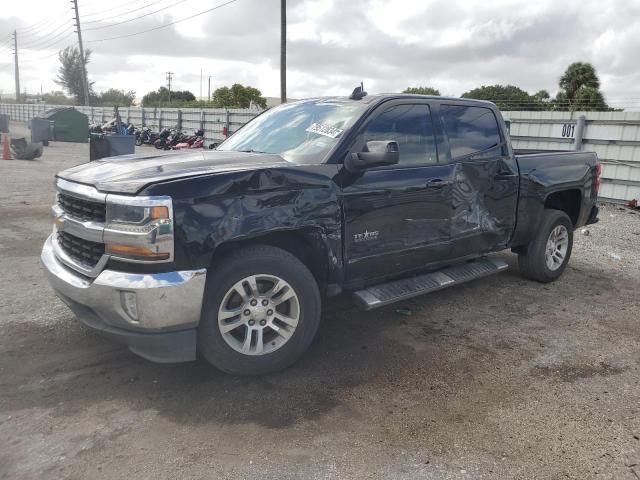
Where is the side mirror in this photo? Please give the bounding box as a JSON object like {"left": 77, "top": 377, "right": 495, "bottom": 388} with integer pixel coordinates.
{"left": 345, "top": 140, "right": 399, "bottom": 172}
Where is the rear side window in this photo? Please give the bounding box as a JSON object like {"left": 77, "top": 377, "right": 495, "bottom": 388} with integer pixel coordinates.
{"left": 363, "top": 104, "right": 438, "bottom": 165}
{"left": 441, "top": 105, "right": 502, "bottom": 160}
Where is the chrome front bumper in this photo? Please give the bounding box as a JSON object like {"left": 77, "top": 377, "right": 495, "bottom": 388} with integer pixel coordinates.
{"left": 41, "top": 235, "right": 207, "bottom": 362}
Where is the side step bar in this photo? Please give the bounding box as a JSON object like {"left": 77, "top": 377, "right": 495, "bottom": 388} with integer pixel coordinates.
{"left": 353, "top": 257, "right": 509, "bottom": 310}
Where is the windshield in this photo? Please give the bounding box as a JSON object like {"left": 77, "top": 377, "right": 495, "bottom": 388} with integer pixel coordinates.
{"left": 217, "top": 100, "right": 367, "bottom": 164}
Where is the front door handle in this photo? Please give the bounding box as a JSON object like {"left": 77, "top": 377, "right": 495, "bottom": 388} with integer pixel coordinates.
{"left": 426, "top": 178, "right": 451, "bottom": 188}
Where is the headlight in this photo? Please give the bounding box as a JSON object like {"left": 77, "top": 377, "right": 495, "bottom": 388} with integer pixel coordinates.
{"left": 104, "top": 195, "right": 174, "bottom": 262}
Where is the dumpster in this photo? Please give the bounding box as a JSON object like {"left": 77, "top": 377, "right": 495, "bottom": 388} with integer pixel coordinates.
{"left": 0, "top": 114, "right": 9, "bottom": 133}
{"left": 36, "top": 107, "right": 88, "bottom": 143}
{"left": 89, "top": 134, "right": 109, "bottom": 161}
{"left": 31, "top": 118, "right": 54, "bottom": 146}
{"left": 106, "top": 135, "right": 135, "bottom": 157}
{"left": 89, "top": 133, "right": 136, "bottom": 161}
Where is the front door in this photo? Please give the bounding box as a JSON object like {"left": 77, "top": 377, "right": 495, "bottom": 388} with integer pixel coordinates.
{"left": 340, "top": 102, "right": 452, "bottom": 286}
{"left": 439, "top": 104, "right": 519, "bottom": 258}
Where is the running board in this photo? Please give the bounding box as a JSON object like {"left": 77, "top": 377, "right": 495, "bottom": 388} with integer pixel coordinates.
{"left": 353, "top": 257, "right": 509, "bottom": 310}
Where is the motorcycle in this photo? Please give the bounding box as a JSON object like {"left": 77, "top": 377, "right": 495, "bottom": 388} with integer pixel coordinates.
{"left": 136, "top": 127, "right": 152, "bottom": 146}
{"left": 153, "top": 128, "right": 173, "bottom": 149}
{"left": 173, "top": 129, "right": 205, "bottom": 150}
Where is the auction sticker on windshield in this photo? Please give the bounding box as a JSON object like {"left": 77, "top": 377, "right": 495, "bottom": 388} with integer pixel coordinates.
{"left": 306, "top": 123, "right": 343, "bottom": 138}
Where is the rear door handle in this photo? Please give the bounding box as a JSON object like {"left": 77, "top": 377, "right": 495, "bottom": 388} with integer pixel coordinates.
{"left": 493, "top": 172, "right": 517, "bottom": 179}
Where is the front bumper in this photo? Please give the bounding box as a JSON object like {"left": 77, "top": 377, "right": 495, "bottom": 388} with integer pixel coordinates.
{"left": 41, "top": 235, "right": 207, "bottom": 363}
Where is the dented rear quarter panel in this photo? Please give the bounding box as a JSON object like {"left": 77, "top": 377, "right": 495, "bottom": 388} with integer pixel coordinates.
{"left": 142, "top": 164, "right": 344, "bottom": 279}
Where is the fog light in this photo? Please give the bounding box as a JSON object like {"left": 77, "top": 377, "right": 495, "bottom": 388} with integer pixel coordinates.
{"left": 120, "top": 291, "right": 139, "bottom": 321}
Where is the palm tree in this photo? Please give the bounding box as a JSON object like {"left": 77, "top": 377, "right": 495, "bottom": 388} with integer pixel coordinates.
{"left": 559, "top": 62, "right": 600, "bottom": 100}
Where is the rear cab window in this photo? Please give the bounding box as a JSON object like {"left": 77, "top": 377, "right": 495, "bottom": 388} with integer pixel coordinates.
{"left": 440, "top": 105, "right": 504, "bottom": 160}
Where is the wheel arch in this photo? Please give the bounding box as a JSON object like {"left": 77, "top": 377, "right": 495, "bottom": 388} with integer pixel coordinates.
{"left": 544, "top": 189, "right": 582, "bottom": 226}
{"left": 209, "top": 227, "right": 339, "bottom": 293}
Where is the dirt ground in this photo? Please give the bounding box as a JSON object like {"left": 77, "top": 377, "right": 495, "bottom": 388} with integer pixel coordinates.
{"left": 1, "top": 122, "right": 639, "bottom": 479}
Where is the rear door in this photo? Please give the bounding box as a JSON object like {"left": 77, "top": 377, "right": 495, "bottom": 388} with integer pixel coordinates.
{"left": 341, "top": 101, "right": 452, "bottom": 285}
{"left": 439, "top": 104, "right": 518, "bottom": 257}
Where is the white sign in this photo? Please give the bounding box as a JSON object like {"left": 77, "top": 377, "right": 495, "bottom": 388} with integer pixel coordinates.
{"left": 556, "top": 123, "right": 576, "bottom": 139}
{"left": 305, "top": 122, "right": 343, "bottom": 138}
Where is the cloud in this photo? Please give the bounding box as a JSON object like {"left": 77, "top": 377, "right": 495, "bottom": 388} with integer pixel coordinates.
{"left": 0, "top": 0, "right": 638, "bottom": 109}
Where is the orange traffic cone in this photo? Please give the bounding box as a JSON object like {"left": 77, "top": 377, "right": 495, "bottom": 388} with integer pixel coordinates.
{"left": 2, "top": 134, "right": 12, "bottom": 160}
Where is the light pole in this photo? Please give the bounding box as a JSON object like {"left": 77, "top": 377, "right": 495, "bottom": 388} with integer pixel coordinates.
{"left": 280, "top": 0, "right": 286, "bottom": 104}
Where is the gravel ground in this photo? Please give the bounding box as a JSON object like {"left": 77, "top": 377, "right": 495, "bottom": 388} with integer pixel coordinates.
{"left": 1, "top": 122, "right": 639, "bottom": 479}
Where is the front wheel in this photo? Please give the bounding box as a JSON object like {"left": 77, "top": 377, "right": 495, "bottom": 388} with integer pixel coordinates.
{"left": 198, "top": 245, "right": 321, "bottom": 375}
{"left": 518, "top": 209, "right": 574, "bottom": 283}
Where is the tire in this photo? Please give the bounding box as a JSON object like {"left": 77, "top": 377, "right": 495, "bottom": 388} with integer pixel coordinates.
{"left": 518, "top": 209, "right": 574, "bottom": 283}
{"left": 198, "top": 245, "right": 322, "bottom": 375}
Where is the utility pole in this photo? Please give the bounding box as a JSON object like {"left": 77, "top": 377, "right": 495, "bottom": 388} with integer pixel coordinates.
{"left": 199, "top": 68, "right": 202, "bottom": 101}
{"left": 13, "top": 31, "right": 20, "bottom": 103}
{"left": 280, "top": 0, "right": 286, "bottom": 104}
{"left": 71, "top": 0, "right": 90, "bottom": 106}
{"left": 166, "top": 71, "right": 174, "bottom": 104}
{"left": 208, "top": 75, "right": 212, "bottom": 102}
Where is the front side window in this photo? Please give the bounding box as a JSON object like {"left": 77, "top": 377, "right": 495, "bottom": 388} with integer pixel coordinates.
{"left": 217, "top": 100, "right": 367, "bottom": 165}
{"left": 363, "top": 104, "right": 438, "bottom": 165}
{"left": 441, "top": 105, "right": 502, "bottom": 160}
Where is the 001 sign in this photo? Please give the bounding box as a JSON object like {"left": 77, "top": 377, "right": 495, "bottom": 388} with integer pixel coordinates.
{"left": 561, "top": 123, "right": 576, "bottom": 138}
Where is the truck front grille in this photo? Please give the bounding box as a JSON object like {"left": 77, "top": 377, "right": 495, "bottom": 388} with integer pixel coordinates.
{"left": 57, "top": 231, "right": 105, "bottom": 268}
{"left": 58, "top": 193, "right": 106, "bottom": 223}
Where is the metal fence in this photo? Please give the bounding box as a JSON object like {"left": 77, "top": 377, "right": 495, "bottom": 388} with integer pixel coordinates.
{"left": 501, "top": 110, "right": 640, "bottom": 204}
{"left": 0, "top": 103, "right": 261, "bottom": 143}
{"left": 1, "top": 104, "right": 639, "bottom": 204}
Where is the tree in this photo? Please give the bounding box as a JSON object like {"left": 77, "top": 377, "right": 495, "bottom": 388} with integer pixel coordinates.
{"left": 98, "top": 88, "right": 136, "bottom": 107}
{"left": 533, "top": 90, "right": 550, "bottom": 101}
{"left": 211, "top": 86, "right": 234, "bottom": 107}
{"left": 403, "top": 86, "right": 441, "bottom": 96}
{"left": 556, "top": 62, "right": 609, "bottom": 111}
{"left": 573, "top": 87, "right": 608, "bottom": 111}
{"left": 211, "top": 84, "right": 266, "bottom": 108}
{"left": 141, "top": 87, "right": 195, "bottom": 107}
{"left": 54, "top": 46, "right": 94, "bottom": 104}
{"left": 559, "top": 62, "right": 600, "bottom": 101}
{"left": 42, "top": 91, "right": 74, "bottom": 105}
{"left": 461, "top": 84, "right": 540, "bottom": 110}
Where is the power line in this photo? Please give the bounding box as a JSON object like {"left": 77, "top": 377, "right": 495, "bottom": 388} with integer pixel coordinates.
{"left": 81, "top": 0, "right": 157, "bottom": 18}
{"left": 19, "top": 28, "right": 74, "bottom": 51}
{"left": 19, "top": 35, "right": 76, "bottom": 61}
{"left": 84, "top": 0, "right": 189, "bottom": 31}
{"left": 85, "top": 0, "right": 239, "bottom": 43}
{"left": 84, "top": 0, "right": 177, "bottom": 24}
{"left": 16, "top": 12, "right": 63, "bottom": 34}
{"left": 15, "top": 19, "right": 72, "bottom": 41}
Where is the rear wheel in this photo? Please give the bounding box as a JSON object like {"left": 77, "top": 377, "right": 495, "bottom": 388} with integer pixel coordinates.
{"left": 198, "top": 245, "right": 321, "bottom": 375}
{"left": 518, "top": 209, "right": 573, "bottom": 283}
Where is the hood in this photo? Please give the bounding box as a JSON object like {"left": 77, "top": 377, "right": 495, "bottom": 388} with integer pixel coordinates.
{"left": 57, "top": 150, "right": 290, "bottom": 194}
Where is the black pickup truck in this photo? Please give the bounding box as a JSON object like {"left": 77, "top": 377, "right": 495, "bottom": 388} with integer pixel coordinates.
{"left": 42, "top": 92, "right": 600, "bottom": 375}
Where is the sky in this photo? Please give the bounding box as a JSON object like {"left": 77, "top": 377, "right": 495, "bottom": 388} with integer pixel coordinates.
{"left": 0, "top": 0, "right": 639, "bottom": 109}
